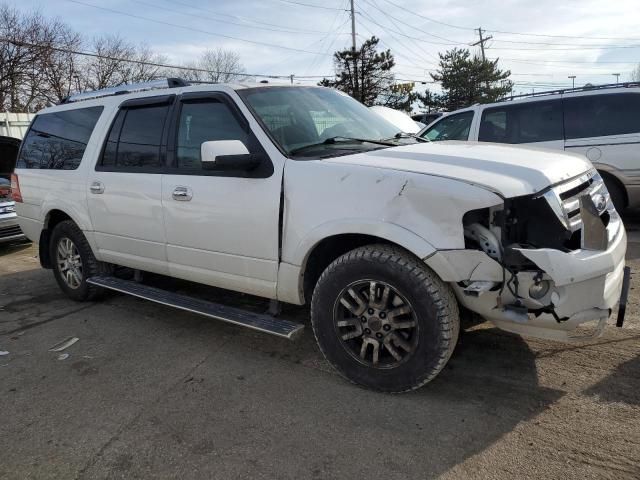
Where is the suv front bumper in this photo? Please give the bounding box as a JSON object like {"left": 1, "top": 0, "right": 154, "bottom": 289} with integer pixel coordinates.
{"left": 0, "top": 210, "right": 26, "bottom": 244}
{"left": 447, "top": 221, "right": 627, "bottom": 342}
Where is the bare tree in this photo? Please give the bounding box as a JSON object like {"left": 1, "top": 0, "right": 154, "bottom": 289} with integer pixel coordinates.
{"left": 79, "top": 35, "right": 166, "bottom": 90}
{"left": 181, "top": 48, "right": 246, "bottom": 83}
{"left": 632, "top": 64, "right": 640, "bottom": 82}
{"left": 0, "top": 5, "right": 61, "bottom": 110}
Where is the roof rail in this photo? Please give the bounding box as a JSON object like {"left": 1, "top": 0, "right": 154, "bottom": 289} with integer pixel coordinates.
{"left": 499, "top": 81, "right": 640, "bottom": 102}
{"left": 61, "top": 78, "right": 190, "bottom": 104}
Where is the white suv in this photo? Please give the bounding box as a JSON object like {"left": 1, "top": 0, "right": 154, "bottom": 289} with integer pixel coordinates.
{"left": 12, "top": 79, "right": 628, "bottom": 392}
{"left": 419, "top": 83, "right": 640, "bottom": 212}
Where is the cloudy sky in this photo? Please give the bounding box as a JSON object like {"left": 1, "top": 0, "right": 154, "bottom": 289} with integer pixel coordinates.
{"left": 11, "top": 0, "right": 640, "bottom": 95}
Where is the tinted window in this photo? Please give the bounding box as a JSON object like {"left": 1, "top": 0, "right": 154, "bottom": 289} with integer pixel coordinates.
{"left": 421, "top": 111, "right": 474, "bottom": 141}
{"left": 17, "top": 106, "right": 103, "bottom": 169}
{"left": 479, "top": 100, "right": 563, "bottom": 144}
{"left": 118, "top": 105, "right": 168, "bottom": 168}
{"left": 176, "top": 100, "right": 248, "bottom": 169}
{"left": 564, "top": 93, "right": 640, "bottom": 139}
{"left": 100, "top": 103, "right": 169, "bottom": 170}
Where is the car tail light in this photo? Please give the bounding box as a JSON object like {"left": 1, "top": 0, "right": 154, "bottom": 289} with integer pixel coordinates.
{"left": 10, "top": 173, "right": 22, "bottom": 202}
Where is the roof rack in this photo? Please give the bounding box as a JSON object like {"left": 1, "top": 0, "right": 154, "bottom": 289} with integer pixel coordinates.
{"left": 499, "top": 81, "right": 640, "bottom": 102}
{"left": 61, "top": 78, "right": 190, "bottom": 104}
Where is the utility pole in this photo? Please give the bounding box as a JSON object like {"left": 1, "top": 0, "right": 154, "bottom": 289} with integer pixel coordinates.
{"left": 613, "top": 73, "right": 620, "bottom": 84}
{"left": 350, "top": 0, "right": 359, "bottom": 101}
{"left": 568, "top": 75, "right": 576, "bottom": 88}
{"left": 471, "top": 27, "right": 492, "bottom": 62}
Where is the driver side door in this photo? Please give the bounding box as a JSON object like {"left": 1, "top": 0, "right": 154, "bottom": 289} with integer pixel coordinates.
{"left": 161, "top": 92, "right": 283, "bottom": 299}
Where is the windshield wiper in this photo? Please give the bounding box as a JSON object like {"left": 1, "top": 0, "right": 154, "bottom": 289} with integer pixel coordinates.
{"left": 288, "top": 136, "right": 395, "bottom": 155}
{"left": 384, "top": 132, "right": 430, "bottom": 143}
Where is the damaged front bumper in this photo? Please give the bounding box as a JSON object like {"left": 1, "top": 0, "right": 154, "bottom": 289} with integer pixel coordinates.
{"left": 426, "top": 219, "right": 627, "bottom": 342}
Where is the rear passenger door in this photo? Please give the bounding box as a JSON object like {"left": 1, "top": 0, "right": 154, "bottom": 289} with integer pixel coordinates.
{"left": 161, "top": 92, "right": 282, "bottom": 299}
{"left": 87, "top": 95, "right": 173, "bottom": 274}
{"left": 477, "top": 99, "right": 564, "bottom": 150}
{"left": 563, "top": 93, "right": 640, "bottom": 177}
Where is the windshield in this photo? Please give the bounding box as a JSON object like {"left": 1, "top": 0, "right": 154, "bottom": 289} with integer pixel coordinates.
{"left": 239, "top": 87, "right": 400, "bottom": 157}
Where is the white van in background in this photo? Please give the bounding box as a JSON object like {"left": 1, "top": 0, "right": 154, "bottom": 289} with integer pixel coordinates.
{"left": 418, "top": 83, "right": 640, "bottom": 211}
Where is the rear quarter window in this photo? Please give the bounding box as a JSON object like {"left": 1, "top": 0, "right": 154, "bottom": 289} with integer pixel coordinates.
{"left": 564, "top": 93, "right": 640, "bottom": 139}
{"left": 16, "top": 106, "right": 103, "bottom": 170}
{"left": 479, "top": 100, "right": 563, "bottom": 144}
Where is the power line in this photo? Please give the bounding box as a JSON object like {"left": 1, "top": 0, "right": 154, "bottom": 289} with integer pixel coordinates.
{"left": 131, "top": 0, "right": 340, "bottom": 35}
{"left": 376, "top": 0, "right": 640, "bottom": 42}
{"left": 362, "top": 0, "right": 467, "bottom": 45}
{"left": 160, "top": 0, "right": 334, "bottom": 34}
{"left": 357, "top": 8, "right": 438, "bottom": 64}
{"left": 0, "top": 36, "right": 286, "bottom": 79}
{"left": 67, "top": 0, "right": 334, "bottom": 56}
{"left": 275, "top": 0, "right": 349, "bottom": 11}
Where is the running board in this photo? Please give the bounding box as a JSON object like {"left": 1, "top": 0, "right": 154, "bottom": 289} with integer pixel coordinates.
{"left": 86, "top": 275, "right": 304, "bottom": 340}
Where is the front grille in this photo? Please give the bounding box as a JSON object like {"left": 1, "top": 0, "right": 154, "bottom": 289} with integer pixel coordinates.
{"left": 0, "top": 224, "right": 22, "bottom": 239}
{"left": 541, "top": 170, "right": 611, "bottom": 233}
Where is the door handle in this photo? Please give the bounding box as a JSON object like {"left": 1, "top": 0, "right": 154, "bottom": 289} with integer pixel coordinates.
{"left": 172, "top": 186, "right": 192, "bottom": 201}
{"left": 90, "top": 181, "right": 104, "bottom": 194}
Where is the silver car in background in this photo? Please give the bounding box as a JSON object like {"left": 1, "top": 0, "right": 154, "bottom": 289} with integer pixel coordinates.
{"left": 0, "top": 136, "right": 26, "bottom": 244}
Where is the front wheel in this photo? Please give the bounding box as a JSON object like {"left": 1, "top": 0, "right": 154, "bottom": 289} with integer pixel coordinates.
{"left": 311, "top": 244, "right": 460, "bottom": 392}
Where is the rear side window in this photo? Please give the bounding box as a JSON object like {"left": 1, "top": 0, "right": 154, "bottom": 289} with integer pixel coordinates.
{"left": 100, "top": 103, "right": 170, "bottom": 170}
{"left": 421, "top": 111, "right": 474, "bottom": 141}
{"left": 16, "top": 106, "right": 103, "bottom": 170}
{"left": 564, "top": 93, "right": 640, "bottom": 139}
{"left": 479, "top": 100, "right": 563, "bottom": 144}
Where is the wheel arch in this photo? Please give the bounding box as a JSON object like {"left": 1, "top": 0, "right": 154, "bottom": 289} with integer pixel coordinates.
{"left": 281, "top": 222, "right": 437, "bottom": 305}
{"left": 39, "top": 209, "right": 88, "bottom": 269}
{"left": 597, "top": 169, "right": 628, "bottom": 210}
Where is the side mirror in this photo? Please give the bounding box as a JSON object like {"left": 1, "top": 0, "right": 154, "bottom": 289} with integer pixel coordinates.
{"left": 201, "top": 140, "right": 260, "bottom": 171}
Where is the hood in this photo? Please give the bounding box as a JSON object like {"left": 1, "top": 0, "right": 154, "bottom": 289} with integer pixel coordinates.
{"left": 326, "top": 141, "right": 592, "bottom": 198}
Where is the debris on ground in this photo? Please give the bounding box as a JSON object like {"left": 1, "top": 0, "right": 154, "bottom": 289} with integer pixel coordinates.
{"left": 49, "top": 337, "right": 79, "bottom": 352}
{"left": 0, "top": 351, "right": 9, "bottom": 356}
{"left": 57, "top": 353, "right": 69, "bottom": 361}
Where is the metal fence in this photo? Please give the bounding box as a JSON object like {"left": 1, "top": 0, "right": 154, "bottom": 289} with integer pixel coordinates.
{"left": 0, "top": 112, "right": 35, "bottom": 139}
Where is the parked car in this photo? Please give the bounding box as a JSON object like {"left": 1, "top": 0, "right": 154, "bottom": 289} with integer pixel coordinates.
{"left": 412, "top": 112, "right": 443, "bottom": 126}
{"left": 369, "top": 105, "right": 422, "bottom": 134}
{"left": 418, "top": 83, "right": 640, "bottom": 211}
{"left": 13, "top": 80, "right": 627, "bottom": 392}
{"left": 0, "top": 136, "right": 25, "bottom": 244}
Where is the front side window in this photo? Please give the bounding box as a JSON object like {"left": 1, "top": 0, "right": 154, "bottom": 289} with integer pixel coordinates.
{"left": 101, "top": 103, "right": 169, "bottom": 170}
{"left": 17, "top": 106, "right": 103, "bottom": 170}
{"left": 176, "top": 100, "right": 249, "bottom": 169}
{"left": 564, "top": 93, "right": 640, "bottom": 139}
{"left": 479, "top": 100, "right": 563, "bottom": 144}
{"left": 239, "top": 87, "right": 399, "bottom": 157}
{"left": 421, "top": 111, "right": 474, "bottom": 141}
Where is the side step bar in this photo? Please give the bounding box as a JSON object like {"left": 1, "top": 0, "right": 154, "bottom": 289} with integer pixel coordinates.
{"left": 87, "top": 276, "right": 304, "bottom": 340}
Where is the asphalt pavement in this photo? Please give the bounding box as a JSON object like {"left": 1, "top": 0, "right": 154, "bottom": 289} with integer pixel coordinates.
{"left": 1, "top": 218, "right": 639, "bottom": 479}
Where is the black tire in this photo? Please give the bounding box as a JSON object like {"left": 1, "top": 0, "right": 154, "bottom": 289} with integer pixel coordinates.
{"left": 603, "top": 176, "right": 625, "bottom": 213}
{"left": 310, "top": 244, "right": 460, "bottom": 392}
{"left": 50, "top": 220, "right": 108, "bottom": 301}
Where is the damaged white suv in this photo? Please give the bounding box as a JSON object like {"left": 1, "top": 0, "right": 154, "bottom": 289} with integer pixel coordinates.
{"left": 13, "top": 80, "right": 627, "bottom": 392}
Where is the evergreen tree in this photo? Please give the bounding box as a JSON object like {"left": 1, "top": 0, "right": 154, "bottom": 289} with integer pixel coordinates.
{"left": 427, "top": 48, "right": 513, "bottom": 111}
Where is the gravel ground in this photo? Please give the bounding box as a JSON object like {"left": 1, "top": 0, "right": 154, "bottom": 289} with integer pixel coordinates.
{"left": 0, "top": 223, "right": 638, "bottom": 480}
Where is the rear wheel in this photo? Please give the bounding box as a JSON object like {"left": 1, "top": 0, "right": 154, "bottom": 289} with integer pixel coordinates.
{"left": 603, "top": 175, "right": 625, "bottom": 213}
{"left": 311, "top": 244, "right": 460, "bottom": 392}
{"left": 50, "top": 220, "right": 108, "bottom": 301}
